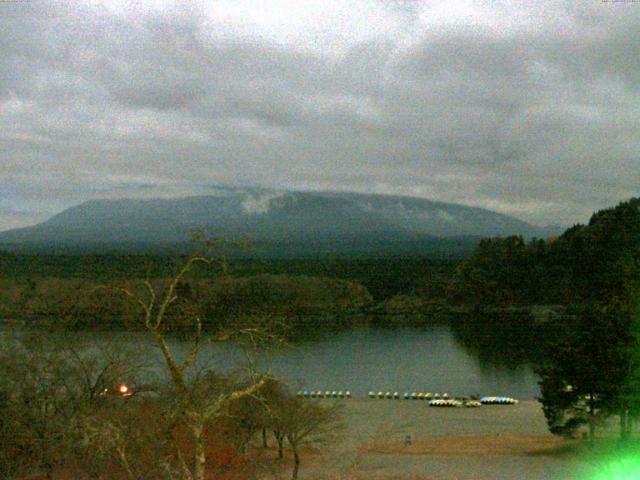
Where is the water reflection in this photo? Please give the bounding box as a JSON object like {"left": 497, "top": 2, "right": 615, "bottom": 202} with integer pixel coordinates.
{"left": 448, "top": 311, "right": 557, "bottom": 370}
{"left": 2, "top": 315, "right": 546, "bottom": 399}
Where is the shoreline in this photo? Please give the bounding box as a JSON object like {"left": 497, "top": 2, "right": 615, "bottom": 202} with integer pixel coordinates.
{"left": 297, "top": 399, "right": 599, "bottom": 479}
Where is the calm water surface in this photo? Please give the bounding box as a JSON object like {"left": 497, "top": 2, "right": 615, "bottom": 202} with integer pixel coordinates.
{"left": 63, "top": 324, "right": 540, "bottom": 399}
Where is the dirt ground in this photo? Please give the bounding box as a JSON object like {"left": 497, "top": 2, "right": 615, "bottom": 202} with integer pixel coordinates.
{"left": 278, "top": 399, "right": 608, "bottom": 480}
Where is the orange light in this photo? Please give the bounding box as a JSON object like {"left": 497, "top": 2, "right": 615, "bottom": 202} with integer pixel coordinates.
{"left": 118, "top": 384, "right": 128, "bottom": 394}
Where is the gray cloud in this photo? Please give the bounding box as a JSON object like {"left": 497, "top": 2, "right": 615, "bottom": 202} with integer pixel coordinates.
{"left": 0, "top": 0, "right": 639, "bottom": 231}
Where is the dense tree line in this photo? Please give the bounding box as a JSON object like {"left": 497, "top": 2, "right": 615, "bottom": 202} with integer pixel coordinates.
{"left": 0, "top": 253, "right": 458, "bottom": 303}
{"left": 449, "top": 198, "right": 640, "bottom": 308}
{"left": 0, "top": 273, "right": 373, "bottom": 333}
{"left": 0, "top": 252, "right": 459, "bottom": 337}
{"left": 450, "top": 198, "right": 640, "bottom": 441}
{"left": 537, "top": 302, "right": 640, "bottom": 441}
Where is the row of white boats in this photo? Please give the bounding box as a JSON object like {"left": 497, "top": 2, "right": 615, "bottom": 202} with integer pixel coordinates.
{"left": 424, "top": 397, "right": 519, "bottom": 407}
{"left": 369, "top": 391, "right": 450, "bottom": 400}
{"left": 296, "top": 390, "right": 518, "bottom": 407}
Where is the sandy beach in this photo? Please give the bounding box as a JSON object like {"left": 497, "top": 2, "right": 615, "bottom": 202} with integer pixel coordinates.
{"left": 287, "top": 399, "right": 602, "bottom": 480}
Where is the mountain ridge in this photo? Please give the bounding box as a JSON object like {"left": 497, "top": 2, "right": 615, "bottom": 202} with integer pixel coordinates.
{"left": 0, "top": 188, "right": 560, "bottom": 256}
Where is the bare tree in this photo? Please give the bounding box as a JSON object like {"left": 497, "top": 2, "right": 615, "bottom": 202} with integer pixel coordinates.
{"left": 268, "top": 393, "right": 343, "bottom": 480}
{"left": 81, "top": 394, "right": 173, "bottom": 480}
{"left": 0, "top": 330, "right": 145, "bottom": 480}
{"left": 100, "top": 238, "right": 274, "bottom": 480}
{"left": 254, "top": 378, "right": 290, "bottom": 459}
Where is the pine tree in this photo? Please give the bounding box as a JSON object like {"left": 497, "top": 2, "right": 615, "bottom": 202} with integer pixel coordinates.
{"left": 537, "top": 305, "right": 631, "bottom": 441}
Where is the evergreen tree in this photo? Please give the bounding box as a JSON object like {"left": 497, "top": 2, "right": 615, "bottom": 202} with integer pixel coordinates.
{"left": 449, "top": 197, "right": 640, "bottom": 307}
{"left": 612, "top": 303, "right": 640, "bottom": 441}
{"left": 537, "top": 305, "right": 631, "bottom": 441}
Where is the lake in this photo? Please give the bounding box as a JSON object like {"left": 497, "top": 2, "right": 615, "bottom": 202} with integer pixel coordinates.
{"left": 46, "top": 323, "right": 541, "bottom": 399}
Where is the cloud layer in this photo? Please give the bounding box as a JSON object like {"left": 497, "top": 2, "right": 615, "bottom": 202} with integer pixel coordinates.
{"left": 1, "top": 0, "right": 639, "bottom": 230}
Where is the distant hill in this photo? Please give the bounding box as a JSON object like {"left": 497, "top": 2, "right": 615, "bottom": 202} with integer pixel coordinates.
{"left": 0, "top": 188, "right": 558, "bottom": 256}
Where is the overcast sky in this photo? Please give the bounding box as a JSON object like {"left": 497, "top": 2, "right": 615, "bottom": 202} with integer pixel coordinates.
{"left": 1, "top": 0, "right": 638, "bottom": 231}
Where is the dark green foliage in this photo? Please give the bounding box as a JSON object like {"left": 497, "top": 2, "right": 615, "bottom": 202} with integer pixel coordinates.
{"left": 566, "top": 199, "right": 640, "bottom": 304}
{"left": 0, "top": 252, "right": 459, "bottom": 301}
{"left": 449, "top": 198, "right": 640, "bottom": 307}
{"left": 611, "top": 304, "right": 640, "bottom": 440}
{"left": 203, "top": 274, "right": 372, "bottom": 320}
{"left": 448, "top": 198, "right": 640, "bottom": 440}
{"left": 448, "top": 236, "right": 532, "bottom": 306}
{"left": 449, "top": 310, "right": 558, "bottom": 368}
{"left": 0, "top": 254, "right": 459, "bottom": 333}
{"left": 537, "top": 304, "right": 635, "bottom": 440}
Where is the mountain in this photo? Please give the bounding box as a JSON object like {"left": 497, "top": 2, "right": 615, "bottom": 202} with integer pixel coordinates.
{"left": 0, "top": 188, "right": 557, "bottom": 256}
